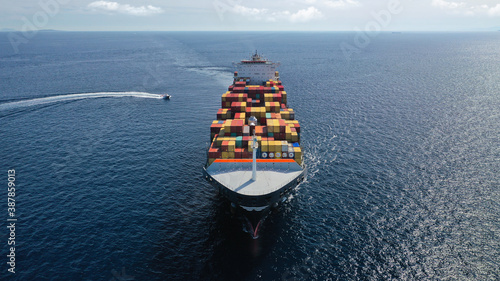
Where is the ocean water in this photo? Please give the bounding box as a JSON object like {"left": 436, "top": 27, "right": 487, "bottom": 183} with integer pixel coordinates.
{"left": 0, "top": 31, "right": 499, "bottom": 280}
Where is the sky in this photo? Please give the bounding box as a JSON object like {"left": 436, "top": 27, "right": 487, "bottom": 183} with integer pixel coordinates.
{"left": 0, "top": 0, "right": 499, "bottom": 31}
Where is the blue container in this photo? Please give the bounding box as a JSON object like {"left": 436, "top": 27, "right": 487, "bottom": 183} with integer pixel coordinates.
{"left": 293, "top": 142, "right": 300, "bottom": 147}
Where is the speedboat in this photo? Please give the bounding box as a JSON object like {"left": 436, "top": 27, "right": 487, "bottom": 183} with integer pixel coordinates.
{"left": 161, "top": 94, "right": 171, "bottom": 100}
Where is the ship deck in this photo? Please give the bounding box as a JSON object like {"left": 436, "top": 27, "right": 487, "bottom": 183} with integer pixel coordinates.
{"left": 205, "top": 159, "right": 304, "bottom": 196}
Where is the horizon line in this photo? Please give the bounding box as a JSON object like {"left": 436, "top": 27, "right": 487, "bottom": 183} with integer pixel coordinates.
{"left": 1, "top": 29, "right": 500, "bottom": 33}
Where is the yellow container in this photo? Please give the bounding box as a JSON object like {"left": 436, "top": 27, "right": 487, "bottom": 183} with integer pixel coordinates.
{"left": 228, "top": 141, "right": 235, "bottom": 152}
{"left": 273, "top": 122, "right": 280, "bottom": 133}
{"left": 218, "top": 128, "right": 225, "bottom": 137}
{"left": 262, "top": 141, "right": 268, "bottom": 152}
{"left": 293, "top": 147, "right": 302, "bottom": 157}
{"left": 267, "top": 141, "right": 274, "bottom": 152}
{"left": 225, "top": 120, "right": 232, "bottom": 132}
{"left": 208, "top": 158, "right": 216, "bottom": 166}
{"left": 291, "top": 132, "right": 298, "bottom": 142}
{"left": 228, "top": 152, "right": 235, "bottom": 159}
{"left": 222, "top": 152, "right": 229, "bottom": 159}
{"left": 274, "top": 141, "right": 282, "bottom": 152}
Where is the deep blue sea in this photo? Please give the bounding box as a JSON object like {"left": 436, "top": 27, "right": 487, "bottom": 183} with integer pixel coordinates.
{"left": 0, "top": 32, "right": 499, "bottom": 280}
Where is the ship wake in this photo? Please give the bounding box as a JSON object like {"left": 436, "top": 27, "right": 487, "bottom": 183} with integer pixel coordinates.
{"left": 0, "top": 92, "right": 162, "bottom": 112}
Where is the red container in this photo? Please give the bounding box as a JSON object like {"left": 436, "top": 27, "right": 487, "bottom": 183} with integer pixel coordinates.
{"left": 221, "top": 141, "right": 229, "bottom": 152}
{"left": 234, "top": 120, "right": 243, "bottom": 133}
{"left": 295, "top": 123, "right": 301, "bottom": 133}
{"left": 255, "top": 126, "right": 263, "bottom": 136}
{"left": 242, "top": 136, "right": 251, "bottom": 147}
{"left": 242, "top": 149, "right": 250, "bottom": 159}
{"left": 216, "top": 109, "right": 223, "bottom": 120}
{"left": 209, "top": 148, "right": 221, "bottom": 159}
{"left": 233, "top": 87, "right": 245, "bottom": 93}
{"left": 210, "top": 123, "right": 222, "bottom": 134}
{"left": 234, "top": 148, "right": 243, "bottom": 159}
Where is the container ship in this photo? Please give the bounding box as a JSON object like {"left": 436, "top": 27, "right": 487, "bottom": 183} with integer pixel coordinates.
{"left": 203, "top": 52, "right": 306, "bottom": 237}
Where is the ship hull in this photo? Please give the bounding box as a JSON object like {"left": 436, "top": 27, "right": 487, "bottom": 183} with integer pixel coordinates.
{"left": 203, "top": 161, "right": 306, "bottom": 211}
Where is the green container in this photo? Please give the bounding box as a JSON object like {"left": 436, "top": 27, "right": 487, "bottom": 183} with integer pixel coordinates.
{"left": 236, "top": 136, "right": 243, "bottom": 148}
{"left": 266, "top": 113, "right": 271, "bottom": 119}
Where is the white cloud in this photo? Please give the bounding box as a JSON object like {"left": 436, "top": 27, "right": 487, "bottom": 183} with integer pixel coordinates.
{"left": 88, "top": 1, "right": 164, "bottom": 16}
{"left": 231, "top": 5, "right": 323, "bottom": 23}
{"left": 232, "top": 5, "right": 268, "bottom": 17}
{"left": 431, "top": 0, "right": 466, "bottom": 10}
{"left": 323, "top": 0, "right": 361, "bottom": 9}
{"left": 431, "top": 0, "right": 500, "bottom": 17}
{"left": 290, "top": 6, "right": 323, "bottom": 22}
{"left": 488, "top": 4, "right": 500, "bottom": 16}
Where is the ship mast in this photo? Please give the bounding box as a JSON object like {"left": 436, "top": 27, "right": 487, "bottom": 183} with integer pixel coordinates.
{"left": 249, "top": 116, "right": 258, "bottom": 181}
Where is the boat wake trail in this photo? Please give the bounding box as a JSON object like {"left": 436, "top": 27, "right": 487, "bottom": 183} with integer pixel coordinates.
{"left": 0, "top": 92, "right": 162, "bottom": 112}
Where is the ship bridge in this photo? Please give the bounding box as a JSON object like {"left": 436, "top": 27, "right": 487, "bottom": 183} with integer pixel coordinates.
{"left": 234, "top": 51, "right": 280, "bottom": 85}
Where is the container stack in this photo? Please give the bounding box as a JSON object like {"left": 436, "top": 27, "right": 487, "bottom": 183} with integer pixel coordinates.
{"left": 208, "top": 79, "right": 302, "bottom": 166}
